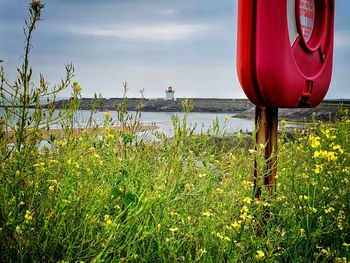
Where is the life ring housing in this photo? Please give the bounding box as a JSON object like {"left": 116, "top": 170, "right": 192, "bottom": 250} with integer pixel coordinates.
{"left": 237, "top": 0, "right": 335, "bottom": 108}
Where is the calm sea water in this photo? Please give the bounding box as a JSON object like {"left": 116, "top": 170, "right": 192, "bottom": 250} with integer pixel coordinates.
{"left": 74, "top": 110, "right": 254, "bottom": 136}
{"left": 0, "top": 108, "right": 254, "bottom": 136}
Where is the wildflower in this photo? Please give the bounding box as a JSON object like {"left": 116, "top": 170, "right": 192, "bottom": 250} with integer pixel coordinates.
{"left": 104, "top": 111, "right": 111, "bottom": 120}
{"left": 232, "top": 221, "right": 241, "bottom": 229}
{"left": 49, "top": 185, "right": 55, "bottom": 192}
{"left": 255, "top": 250, "right": 265, "bottom": 260}
{"left": 15, "top": 226, "right": 22, "bottom": 234}
{"left": 333, "top": 145, "right": 344, "bottom": 153}
{"left": 156, "top": 224, "right": 161, "bottom": 232}
{"left": 281, "top": 119, "right": 287, "bottom": 127}
{"left": 202, "top": 211, "right": 213, "bottom": 217}
{"left": 24, "top": 210, "right": 33, "bottom": 222}
{"left": 314, "top": 150, "right": 328, "bottom": 159}
{"left": 248, "top": 149, "right": 256, "bottom": 154}
{"left": 15, "top": 170, "right": 20, "bottom": 176}
{"left": 240, "top": 206, "right": 249, "bottom": 214}
{"left": 243, "top": 197, "right": 252, "bottom": 204}
{"left": 199, "top": 248, "right": 207, "bottom": 255}
{"left": 223, "top": 236, "right": 231, "bottom": 241}
{"left": 72, "top": 82, "right": 81, "bottom": 95}
{"left": 324, "top": 207, "right": 335, "bottom": 214}
{"left": 169, "top": 227, "right": 178, "bottom": 232}
{"left": 314, "top": 164, "right": 323, "bottom": 174}
{"left": 198, "top": 173, "right": 206, "bottom": 178}
{"left": 33, "top": 162, "right": 45, "bottom": 172}
{"left": 300, "top": 228, "right": 305, "bottom": 236}
{"left": 105, "top": 133, "right": 115, "bottom": 140}
{"left": 48, "top": 159, "right": 59, "bottom": 165}
{"left": 327, "top": 151, "right": 338, "bottom": 162}
{"left": 320, "top": 248, "right": 329, "bottom": 255}
{"left": 104, "top": 215, "right": 115, "bottom": 227}
{"left": 224, "top": 116, "right": 230, "bottom": 122}
{"left": 299, "top": 195, "right": 309, "bottom": 202}
{"left": 334, "top": 258, "right": 347, "bottom": 263}
{"left": 215, "top": 188, "right": 224, "bottom": 194}
{"left": 309, "top": 136, "right": 321, "bottom": 148}
{"left": 229, "top": 152, "right": 236, "bottom": 160}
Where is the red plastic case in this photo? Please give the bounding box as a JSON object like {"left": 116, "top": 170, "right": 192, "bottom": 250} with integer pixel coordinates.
{"left": 237, "top": 0, "right": 335, "bottom": 108}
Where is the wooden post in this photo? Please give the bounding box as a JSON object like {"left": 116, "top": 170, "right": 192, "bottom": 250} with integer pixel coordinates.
{"left": 254, "top": 106, "right": 278, "bottom": 199}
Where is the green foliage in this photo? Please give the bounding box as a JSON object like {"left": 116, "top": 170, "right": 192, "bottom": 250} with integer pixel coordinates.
{"left": 1, "top": 2, "right": 350, "bottom": 262}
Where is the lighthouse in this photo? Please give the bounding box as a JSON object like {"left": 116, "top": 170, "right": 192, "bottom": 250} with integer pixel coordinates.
{"left": 165, "top": 86, "right": 175, "bottom": 100}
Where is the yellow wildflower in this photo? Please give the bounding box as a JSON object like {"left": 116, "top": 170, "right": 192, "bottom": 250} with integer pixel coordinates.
{"left": 224, "top": 116, "right": 230, "bottom": 122}
{"left": 105, "top": 133, "right": 115, "bottom": 140}
{"left": 333, "top": 145, "right": 344, "bottom": 153}
{"left": 169, "top": 227, "right": 178, "bottom": 232}
{"left": 243, "top": 197, "right": 252, "bottom": 204}
{"left": 216, "top": 188, "right": 224, "bottom": 194}
{"left": 240, "top": 206, "right": 249, "bottom": 214}
{"left": 255, "top": 250, "right": 265, "bottom": 260}
{"left": 299, "top": 195, "right": 309, "bottom": 202}
{"left": 72, "top": 82, "right": 81, "bottom": 94}
{"left": 327, "top": 151, "right": 338, "bottom": 162}
{"left": 325, "top": 207, "right": 335, "bottom": 214}
{"left": 104, "top": 111, "right": 111, "bottom": 120}
{"left": 232, "top": 221, "right": 241, "bottom": 229}
{"left": 202, "top": 211, "right": 213, "bottom": 217}
{"left": 309, "top": 136, "right": 321, "bottom": 148}
{"left": 24, "top": 210, "right": 33, "bottom": 222}
{"left": 334, "top": 257, "right": 347, "bottom": 263}
{"left": 320, "top": 248, "right": 329, "bottom": 255}
{"left": 314, "top": 164, "right": 323, "bottom": 174}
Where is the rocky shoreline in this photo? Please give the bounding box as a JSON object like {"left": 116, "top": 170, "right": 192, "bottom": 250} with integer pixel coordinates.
{"left": 54, "top": 98, "right": 350, "bottom": 122}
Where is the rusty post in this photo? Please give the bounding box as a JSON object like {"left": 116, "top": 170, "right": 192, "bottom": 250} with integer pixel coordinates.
{"left": 254, "top": 106, "right": 278, "bottom": 233}
{"left": 254, "top": 106, "right": 278, "bottom": 198}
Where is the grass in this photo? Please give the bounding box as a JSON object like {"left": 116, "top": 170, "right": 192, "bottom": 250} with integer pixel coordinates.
{"left": 1, "top": 107, "right": 350, "bottom": 262}
{"left": 0, "top": 1, "right": 349, "bottom": 262}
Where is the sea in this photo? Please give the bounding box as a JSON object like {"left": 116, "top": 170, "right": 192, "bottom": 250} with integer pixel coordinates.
{"left": 0, "top": 108, "right": 254, "bottom": 137}
{"left": 73, "top": 110, "right": 255, "bottom": 137}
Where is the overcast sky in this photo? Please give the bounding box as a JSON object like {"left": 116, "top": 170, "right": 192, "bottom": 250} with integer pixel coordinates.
{"left": 0, "top": 0, "right": 349, "bottom": 99}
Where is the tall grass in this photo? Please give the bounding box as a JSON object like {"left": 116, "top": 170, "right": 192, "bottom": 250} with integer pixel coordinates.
{"left": 1, "top": 1, "right": 349, "bottom": 262}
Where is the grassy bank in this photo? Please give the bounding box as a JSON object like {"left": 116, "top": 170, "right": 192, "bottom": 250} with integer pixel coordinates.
{"left": 1, "top": 107, "right": 350, "bottom": 262}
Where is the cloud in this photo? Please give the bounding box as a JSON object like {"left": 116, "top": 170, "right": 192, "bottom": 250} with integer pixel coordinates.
{"left": 70, "top": 23, "right": 213, "bottom": 41}
{"left": 334, "top": 31, "right": 350, "bottom": 49}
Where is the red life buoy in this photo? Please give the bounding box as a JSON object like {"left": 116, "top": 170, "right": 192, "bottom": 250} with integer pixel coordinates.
{"left": 237, "top": 0, "right": 335, "bottom": 108}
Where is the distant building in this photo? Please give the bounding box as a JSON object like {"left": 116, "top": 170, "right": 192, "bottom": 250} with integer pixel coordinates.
{"left": 165, "top": 86, "right": 175, "bottom": 100}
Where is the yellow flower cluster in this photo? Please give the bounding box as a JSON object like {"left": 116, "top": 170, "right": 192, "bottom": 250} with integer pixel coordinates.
{"left": 72, "top": 82, "right": 82, "bottom": 95}
{"left": 309, "top": 136, "right": 321, "bottom": 148}
{"left": 33, "top": 162, "right": 45, "bottom": 173}
{"left": 213, "top": 231, "right": 231, "bottom": 242}
{"left": 104, "top": 215, "right": 116, "bottom": 228}
{"left": 314, "top": 150, "right": 339, "bottom": 162}
{"left": 24, "top": 210, "right": 34, "bottom": 223}
{"left": 255, "top": 250, "right": 265, "bottom": 260}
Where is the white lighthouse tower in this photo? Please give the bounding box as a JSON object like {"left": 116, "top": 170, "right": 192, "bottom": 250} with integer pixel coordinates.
{"left": 165, "top": 86, "right": 175, "bottom": 100}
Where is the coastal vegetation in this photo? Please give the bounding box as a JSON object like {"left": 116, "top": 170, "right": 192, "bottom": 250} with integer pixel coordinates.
{"left": 1, "top": 2, "right": 349, "bottom": 262}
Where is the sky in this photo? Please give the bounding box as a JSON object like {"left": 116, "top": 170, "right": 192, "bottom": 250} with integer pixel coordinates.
{"left": 0, "top": 0, "right": 349, "bottom": 99}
